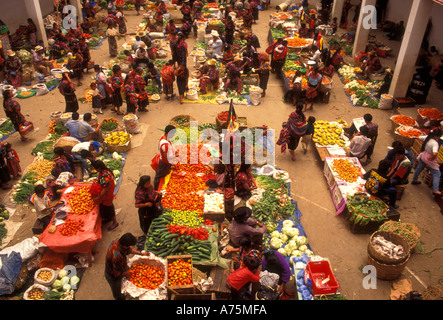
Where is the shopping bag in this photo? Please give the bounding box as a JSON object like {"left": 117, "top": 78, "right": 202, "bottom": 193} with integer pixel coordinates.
{"left": 151, "top": 153, "right": 160, "bottom": 171}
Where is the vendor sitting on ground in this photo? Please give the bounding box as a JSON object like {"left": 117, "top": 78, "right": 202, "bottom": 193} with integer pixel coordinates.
{"left": 29, "top": 184, "right": 56, "bottom": 231}
{"left": 361, "top": 51, "right": 382, "bottom": 78}
{"left": 234, "top": 163, "right": 257, "bottom": 201}
{"left": 52, "top": 147, "right": 75, "bottom": 177}
{"left": 78, "top": 113, "right": 103, "bottom": 142}
{"left": 224, "top": 56, "right": 249, "bottom": 94}
{"left": 228, "top": 206, "right": 267, "bottom": 248}
{"left": 349, "top": 125, "right": 374, "bottom": 165}
{"left": 64, "top": 112, "right": 82, "bottom": 141}
{"left": 363, "top": 159, "right": 398, "bottom": 208}
{"left": 71, "top": 141, "right": 102, "bottom": 179}
{"left": 199, "top": 59, "right": 219, "bottom": 94}
{"left": 32, "top": 45, "right": 54, "bottom": 76}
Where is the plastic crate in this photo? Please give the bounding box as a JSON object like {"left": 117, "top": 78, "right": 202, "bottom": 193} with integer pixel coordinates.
{"left": 304, "top": 261, "right": 339, "bottom": 296}
{"left": 392, "top": 97, "right": 415, "bottom": 108}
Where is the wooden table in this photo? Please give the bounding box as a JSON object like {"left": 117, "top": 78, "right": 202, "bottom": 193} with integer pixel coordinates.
{"left": 316, "top": 145, "right": 351, "bottom": 162}
{"left": 207, "top": 260, "right": 233, "bottom": 299}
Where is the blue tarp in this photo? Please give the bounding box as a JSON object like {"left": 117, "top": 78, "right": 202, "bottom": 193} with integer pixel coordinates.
{"left": 0, "top": 252, "right": 22, "bottom": 296}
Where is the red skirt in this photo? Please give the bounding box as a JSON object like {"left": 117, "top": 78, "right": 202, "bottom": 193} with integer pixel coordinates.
{"left": 7, "top": 159, "right": 21, "bottom": 177}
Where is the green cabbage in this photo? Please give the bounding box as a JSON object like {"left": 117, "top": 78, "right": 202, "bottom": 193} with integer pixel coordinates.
{"left": 270, "top": 237, "right": 283, "bottom": 249}
{"left": 52, "top": 279, "right": 63, "bottom": 290}
{"left": 298, "top": 245, "right": 308, "bottom": 252}
{"left": 70, "top": 276, "right": 80, "bottom": 288}
{"left": 58, "top": 269, "right": 68, "bottom": 279}
{"left": 282, "top": 220, "right": 294, "bottom": 228}
{"left": 277, "top": 248, "right": 287, "bottom": 256}
{"left": 296, "top": 236, "right": 308, "bottom": 246}
{"left": 270, "top": 231, "right": 281, "bottom": 239}
{"left": 63, "top": 284, "right": 71, "bottom": 291}
{"left": 291, "top": 250, "right": 303, "bottom": 257}
{"left": 280, "top": 234, "right": 289, "bottom": 243}
{"left": 282, "top": 227, "right": 299, "bottom": 238}
{"left": 61, "top": 276, "right": 70, "bottom": 285}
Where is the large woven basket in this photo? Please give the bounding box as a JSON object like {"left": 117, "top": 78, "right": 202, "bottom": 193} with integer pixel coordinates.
{"left": 390, "top": 115, "right": 418, "bottom": 132}
{"left": 104, "top": 140, "right": 131, "bottom": 153}
{"left": 394, "top": 126, "right": 421, "bottom": 149}
{"left": 367, "top": 253, "right": 410, "bottom": 281}
{"left": 170, "top": 114, "right": 196, "bottom": 128}
{"left": 368, "top": 230, "right": 410, "bottom": 265}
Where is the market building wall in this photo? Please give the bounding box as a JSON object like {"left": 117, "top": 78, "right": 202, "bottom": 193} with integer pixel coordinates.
{"left": 1, "top": 0, "right": 54, "bottom": 35}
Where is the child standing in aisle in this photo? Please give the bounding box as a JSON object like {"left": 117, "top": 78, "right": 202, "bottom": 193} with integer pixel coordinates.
{"left": 4, "top": 142, "right": 21, "bottom": 179}
{"left": 89, "top": 82, "right": 104, "bottom": 114}
{"left": 302, "top": 116, "right": 316, "bottom": 154}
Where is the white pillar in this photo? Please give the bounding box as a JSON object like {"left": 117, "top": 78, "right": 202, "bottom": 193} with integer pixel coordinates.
{"left": 24, "top": 0, "right": 47, "bottom": 47}
{"left": 352, "top": 0, "right": 376, "bottom": 58}
{"left": 71, "top": 0, "right": 84, "bottom": 25}
{"left": 389, "top": 0, "right": 433, "bottom": 98}
{"left": 331, "top": 0, "right": 345, "bottom": 28}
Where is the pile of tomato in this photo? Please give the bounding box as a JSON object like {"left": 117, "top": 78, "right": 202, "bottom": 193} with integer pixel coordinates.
{"left": 60, "top": 219, "right": 85, "bottom": 236}
{"left": 167, "top": 259, "right": 193, "bottom": 287}
{"left": 129, "top": 263, "right": 165, "bottom": 290}
{"left": 167, "top": 224, "right": 209, "bottom": 241}
{"left": 218, "top": 111, "right": 236, "bottom": 122}
{"left": 67, "top": 186, "right": 95, "bottom": 215}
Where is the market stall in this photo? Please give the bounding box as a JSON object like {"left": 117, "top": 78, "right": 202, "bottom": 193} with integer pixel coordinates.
{"left": 313, "top": 119, "right": 351, "bottom": 161}
{"left": 39, "top": 183, "right": 102, "bottom": 261}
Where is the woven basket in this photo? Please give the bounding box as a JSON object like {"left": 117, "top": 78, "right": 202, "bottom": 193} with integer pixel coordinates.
{"left": 377, "top": 221, "right": 420, "bottom": 252}
{"left": 368, "top": 231, "right": 410, "bottom": 265}
{"left": 170, "top": 114, "right": 196, "bottom": 127}
{"left": 367, "top": 253, "right": 410, "bottom": 281}
{"left": 104, "top": 140, "right": 131, "bottom": 153}
{"left": 394, "top": 126, "right": 420, "bottom": 149}
{"left": 390, "top": 115, "right": 418, "bottom": 132}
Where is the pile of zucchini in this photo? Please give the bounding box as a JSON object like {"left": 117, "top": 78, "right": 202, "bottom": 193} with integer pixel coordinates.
{"left": 144, "top": 215, "right": 212, "bottom": 262}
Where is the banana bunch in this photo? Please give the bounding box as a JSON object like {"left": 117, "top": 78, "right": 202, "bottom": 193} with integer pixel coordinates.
{"left": 105, "top": 131, "right": 130, "bottom": 145}
{"left": 312, "top": 121, "right": 346, "bottom": 147}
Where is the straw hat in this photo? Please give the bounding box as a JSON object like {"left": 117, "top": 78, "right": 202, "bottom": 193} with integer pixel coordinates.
{"left": 211, "top": 30, "right": 219, "bottom": 37}
{"left": 35, "top": 45, "right": 44, "bottom": 51}
{"left": 139, "top": 42, "right": 147, "bottom": 49}
{"left": 137, "top": 31, "right": 145, "bottom": 37}
{"left": 207, "top": 59, "right": 217, "bottom": 66}
{"left": 7, "top": 50, "right": 16, "bottom": 57}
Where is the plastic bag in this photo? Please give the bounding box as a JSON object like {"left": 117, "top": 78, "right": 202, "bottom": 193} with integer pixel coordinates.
{"left": 121, "top": 253, "right": 168, "bottom": 300}
{"left": 35, "top": 84, "right": 49, "bottom": 96}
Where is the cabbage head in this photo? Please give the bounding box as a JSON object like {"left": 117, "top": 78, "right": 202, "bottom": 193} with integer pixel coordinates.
{"left": 291, "top": 250, "right": 303, "bottom": 257}
{"left": 282, "top": 220, "right": 294, "bottom": 228}
{"left": 270, "top": 237, "right": 283, "bottom": 249}
{"left": 277, "top": 248, "right": 287, "bottom": 257}
{"left": 296, "top": 236, "right": 308, "bottom": 246}
{"left": 280, "top": 234, "right": 289, "bottom": 243}
{"left": 58, "top": 269, "right": 68, "bottom": 279}
{"left": 70, "top": 276, "right": 80, "bottom": 288}
{"left": 52, "top": 279, "right": 63, "bottom": 290}
{"left": 282, "top": 227, "right": 300, "bottom": 238}
{"left": 298, "top": 245, "right": 308, "bottom": 252}
{"left": 270, "top": 231, "right": 281, "bottom": 239}
{"left": 63, "top": 284, "right": 71, "bottom": 292}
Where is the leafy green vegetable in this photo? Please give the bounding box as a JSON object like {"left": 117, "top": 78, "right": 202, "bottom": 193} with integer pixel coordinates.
{"left": 31, "top": 141, "right": 54, "bottom": 156}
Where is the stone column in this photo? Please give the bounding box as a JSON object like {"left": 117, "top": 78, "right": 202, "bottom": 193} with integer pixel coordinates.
{"left": 352, "top": 0, "right": 377, "bottom": 57}
{"left": 24, "top": 0, "right": 47, "bottom": 47}
{"left": 389, "top": 0, "right": 433, "bottom": 98}
{"left": 331, "top": 0, "right": 345, "bottom": 27}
